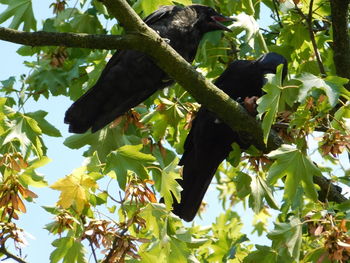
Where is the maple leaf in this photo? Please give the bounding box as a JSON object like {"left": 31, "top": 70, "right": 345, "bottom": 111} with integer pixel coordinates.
{"left": 160, "top": 158, "right": 182, "bottom": 210}
{"left": 267, "top": 144, "right": 319, "bottom": 202}
{"left": 257, "top": 64, "right": 285, "bottom": 144}
{"left": 50, "top": 167, "right": 98, "bottom": 212}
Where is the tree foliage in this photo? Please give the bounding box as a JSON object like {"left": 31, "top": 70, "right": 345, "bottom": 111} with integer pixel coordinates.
{"left": 0, "top": 0, "right": 350, "bottom": 262}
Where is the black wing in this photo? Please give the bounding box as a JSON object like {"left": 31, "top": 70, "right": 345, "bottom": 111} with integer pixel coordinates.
{"left": 64, "top": 6, "right": 179, "bottom": 133}
{"left": 172, "top": 53, "right": 287, "bottom": 221}
{"left": 173, "top": 108, "right": 236, "bottom": 221}
{"left": 144, "top": 5, "right": 179, "bottom": 25}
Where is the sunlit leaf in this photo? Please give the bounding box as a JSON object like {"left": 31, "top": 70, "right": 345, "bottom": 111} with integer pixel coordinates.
{"left": 297, "top": 73, "right": 347, "bottom": 107}
{"left": 105, "top": 144, "right": 156, "bottom": 189}
{"left": 267, "top": 216, "right": 302, "bottom": 261}
{"left": 267, "top": 145, "right": 319, "bottom": 201}
{"left": 257, "top": 64, "right": 284, "bottom": 143}
{"left": 0, "top": 0, "right": 36, "bottom": 31}
{"left": 50, "top": 167, "right": 98, "bottom": 212}
{"left": 160, "top": 158, "right": 182, "bottom": 210}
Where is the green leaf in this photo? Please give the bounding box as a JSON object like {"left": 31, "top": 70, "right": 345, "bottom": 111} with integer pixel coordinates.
{"left": 160, "top": 158, "right": 182, "bottom": 210}
{"left": 249, "top": 175, "right": 265, "bottom": 213}
{"left": 297, "top": 73, "right": 347, "bottom": 107}
{"left": 139, "top": 246, "right": 167, "bottom": 263}
{"left": 50, "top": 237, "right": 73, "bottom": 263}
{"left": 26, "top": 111, "right": 62, "bottom": 137}
{"left": 304, "top": 247, "right": 330, "bottom": 263}
{"left": 0, "top": 97, "right": 7, "bottom": 128}
{"left": 139, "top": 203, "right": 168, "bottom": 238}
{"left": 167, "top": 237, "right": 190, "bottom": 263}
{"left": 267, "top": 216, "right": 302, "bottom": 261}
{"left": 50, "top": 237, "right": 87, "bottom": 263}
{"left": 243, "top": 245, "right": 278, "bottom": 263}
{"left": 233, "top": 172, "right": 251, "bottom": 199}
{"left": 2, "top": 119, "right": 37, "bottom": 157}
{"left": 20, "top": 157, "right": 50, "bottom": 187}
{"left": 208, "top": 210, "right": 248, "bottom": 261}
{"left": 134, "top": 0, "right": 171, "bottom": 16}
{"left": 105, "top": 144, "right": 156, "bottom": 189}
{"left": 267, "top": 145, "right": 319, "bottom": 202}
{"left": 63, "top": 239, "right": 87, "bottom": 263}
{"left": 0, "top": 76, "right": 16, "bottom": 93}
{"left": 173, "top": 0, "right": 192, "bottom": 5}
{"left": 28, "top": 68, "right": 69, "bottom": 97}
{"left": 332, "top": 104, "right": 350, "bottom": 130}
{"left": 64, "top": 125, "right": 141, "bottom": 161}
{"left": 227, "top": 143, "right": 242, "bottom": 167}
{"left": 0, "top": 0, "right": 36, "bottom": 31}
{"left": 249, "top": 174, "right": 279, "bottom": 213}
{"left": 16, "top": 45, "right": 40, "bottom": 56}
{"left": 70, "top": 13, "right": 104, "bottom": 34}
{"left": 230, "top": 13, "right": 260, "bottom": 48}
{"left": 257, "top": 64, "right": 284, "bottom": 144}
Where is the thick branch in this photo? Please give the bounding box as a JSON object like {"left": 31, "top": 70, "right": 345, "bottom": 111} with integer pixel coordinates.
{"left": 313, "top": 175, "right": 347, "bottom": 204}
{"left": 330, "top": 0, "right": 350, "bottom": 90}
{"left": 0, "top": 27, "right": 140, "bottom": 50}
{"left": 99, "top": 0, "right": 347, "bottom": 204}
{"left": 100, "top": 0, "right": 282, "bottom": 152}
{"left": 0, "top": 0, "right": 347, "bottom": 203}
{"left": 0, "top": 1, "right": 283, "bottom": 152}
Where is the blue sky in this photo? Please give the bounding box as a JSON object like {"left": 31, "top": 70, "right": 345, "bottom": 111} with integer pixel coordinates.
{"left": 1, "top": 1, "right": 349, "bottom": 263}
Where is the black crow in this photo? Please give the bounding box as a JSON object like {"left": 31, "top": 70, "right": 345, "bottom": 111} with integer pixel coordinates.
{"left": 65, "top": 5, "right": 233, "bottom": 133}
{"left": 172, "top": 52, "right": 288, "bottom": 221}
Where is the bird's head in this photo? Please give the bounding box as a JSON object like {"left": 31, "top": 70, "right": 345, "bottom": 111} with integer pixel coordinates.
{"left": 190, "top": 5, "right": 235, "bottom": 33}
{"left": 255, "top": 52, "right": 288, "bottom": 80}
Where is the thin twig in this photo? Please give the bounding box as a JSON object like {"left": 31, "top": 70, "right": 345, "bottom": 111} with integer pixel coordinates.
{"left": 272, "top": 122, "right": 328, "bottom": 132}
{"left": 88, "top": 239, "right": 99, "bottom": 263}
{"left": 295, "top": 2, "right": 326, "bottom": 76}
{"left": 0, "top": 245, "right": 27, "bottom": 263}
{"left": 272, "top": 0, "right": 283, "bottom": 28}
{"left": 259, "top": 28, "right": 279, "bottom": 35}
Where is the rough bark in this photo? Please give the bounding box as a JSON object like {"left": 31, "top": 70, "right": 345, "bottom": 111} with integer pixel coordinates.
{"left": 0, "top": 27, "right": 139, "bottom": 49}
{"left": 330, "top": 0, "right": 350, "bottom": 90}
{"left": 0, "top": 1, "right": 283, "bottom": 152}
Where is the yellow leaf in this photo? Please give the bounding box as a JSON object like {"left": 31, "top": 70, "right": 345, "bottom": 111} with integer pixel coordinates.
{"left": 50, "top": 167, "right": 98, "bottom": 212}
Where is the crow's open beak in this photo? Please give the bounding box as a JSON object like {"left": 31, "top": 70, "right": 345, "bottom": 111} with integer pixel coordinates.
{"left": 211, "top": 15, "right": 236, "bottom": 32}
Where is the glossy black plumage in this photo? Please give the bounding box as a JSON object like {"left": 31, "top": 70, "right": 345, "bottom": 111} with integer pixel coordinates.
{"left": 65, "top": 5, "right": 233, "bottom": 133}
{"left": 172, "top": 52, "right": 288, "bottom": 221}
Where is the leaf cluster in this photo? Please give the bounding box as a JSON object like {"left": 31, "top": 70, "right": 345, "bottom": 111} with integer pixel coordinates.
{"left": 0, "top": 0, "right": 349, "bottom": 262}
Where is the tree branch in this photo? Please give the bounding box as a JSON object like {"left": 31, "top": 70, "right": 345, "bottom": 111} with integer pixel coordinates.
{"left": 330, "top": 0, "right": 350, "bottom": 91}
{"left": 0, "top": 27, "right": 140, "bottom": 50}
{"left": 0, "top": 245, "right": 27, "bottom": 263}
{"left": 99, "top": 0, "right": 282, "bottom": 152}
{"left": 0, "top": 0, "right": 347, "bottom": 206}
{"left": 295, "top": 2, "right": 326, "bottom": 76}
{"left": 98, "top": 0, "right": 348, "bottom": 204}
{"left": 272, "top": 0, "right": 283, "bottom": 28}
{"left": 0, "top": 0, "right": 283, "bottom": 152}
{"left": 313, "top": 175, "right": 347, "bottom": 204}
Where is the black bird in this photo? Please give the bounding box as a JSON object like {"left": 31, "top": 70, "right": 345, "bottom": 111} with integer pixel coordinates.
{"left": 172, "top": 52, "right": 288, "bottom": 221}
{"left": 65, "top": 5, "right": 233, "bottom": 133}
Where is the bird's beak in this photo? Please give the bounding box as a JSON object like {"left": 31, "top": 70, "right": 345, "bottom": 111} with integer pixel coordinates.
{"left": 210, "top": 15, "right": 236, "bottom": 32}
